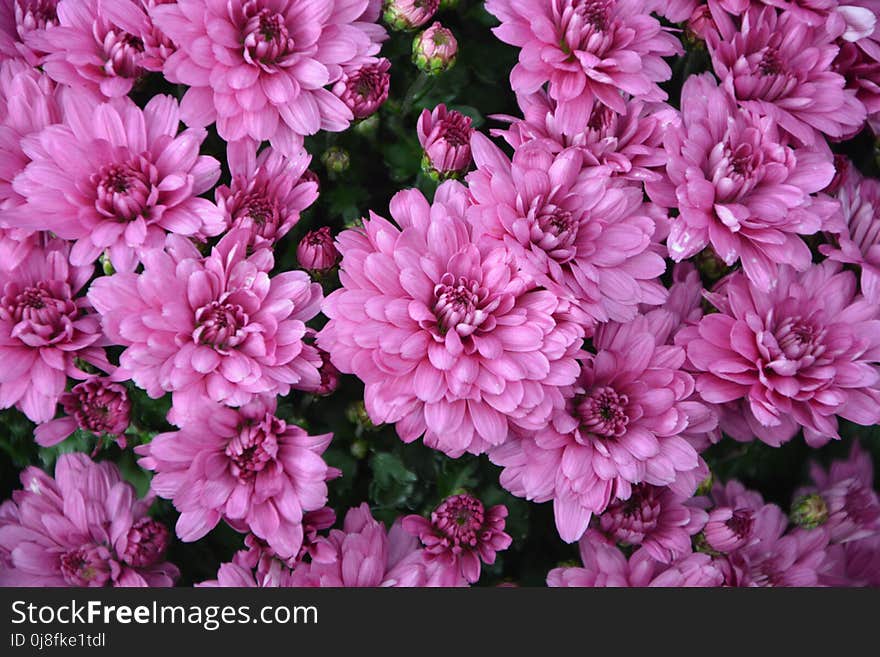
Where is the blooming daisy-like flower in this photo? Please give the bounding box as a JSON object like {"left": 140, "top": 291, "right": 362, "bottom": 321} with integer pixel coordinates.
{"left": 485, "top": 0, "right": 682, "bottom": 133}
{"left": 318, "top": 181, "right": 584, "bottom": 457}
{"left": 215, "top": 141, "right": 319, "bottom": 250}
{"left": 678, "top": 262, "right": 880, "bottom": 447}
{"left": 10, "top": 90, "right": 223, "bottom": 272}
{"left": 153, "top": 0, "right": 386, "bottom": 155}
{"left": 88, "top": 229, "right": 323, "bottom": 422}
{"left": 491, "top": 311, "right": 707, "bottom": 543}
{"left": 138, "top": 397, "right": 335, "bottom": 560}
{"left": 0, "top": 453, "right": 178, "bottom": 587}
{"left": 403, "top": 494, "right": 511, "bottom": 583}
{"left": 466, "top": 134, "right": 667, "bottom": 329}
{"left": 646, "top": 73, "right": 838, "bottom": 291}
{"left": 34, "top": 375, "right": 131, "bottom": 448}
{"left": 0, "top": 241, "right": 107, "bottom": 423}
{"left": 707, "top": 7, "right": 866, "bottom": 144}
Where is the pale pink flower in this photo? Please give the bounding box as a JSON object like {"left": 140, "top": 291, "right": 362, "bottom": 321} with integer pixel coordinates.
{"left": 154, "top": 0, "right": 386, "bottom": 155}
{"left": 319, "top": 181, "right": 584, "bottom": 457}
{"left": 10, "top": 90, "right": 223, "bottom": 272}
{"left": 0, "top": 453, "right": 178, "bottom": 587}
{"left": 88, "top": 230, "right": 323, "bottom": 422}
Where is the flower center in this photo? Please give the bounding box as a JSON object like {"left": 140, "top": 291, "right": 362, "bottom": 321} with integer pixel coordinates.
{"left": 600, "top": 485, "right": 661, "bottom": 543}
{"left": 193, "top": 301, "right": 249, "bottom": 351}
{"left": 92, "top": 162, "right": 155, "bottom": 222}
{"left": 432, "top": 495, "right": 485, "bottom": 547}
{"left": 533, "top": 204, "right": 578, "bottom": 262}
{"left": 15, "top": 0, "right": 59, "bottom": 37}
{"left": 3, "top": 282, "right": 76, "bottom": 345}
{"left": 775, "top": 316, "right": 825, "bottom": 361}
{"left": 574, "top": 0, "right": 610, "bottom": 31}
{"left": 438, "top": 112, "right": 472, "bottom": 147}
{"left": 726, "top": 509, "right": 754, "bottom": 538}
{"left": 59, "top": 545, "right": 111, "bottom": 586}
{"left": 121, "top": 518, "right": 170, "bottom": 567}
{"left": 226, "top": 415, "right": 283, "bottom": 483}
{"left": 103, "top": 28, "right": 145, "bottom": 79}
{"left": 577, "top": 385, "right": 630, "bottom": 437}
{"left": 561, "top": 0, "right": 615, "bottom": 56}
{"left": 62, "top": 380, "right": 130, "bottom": 436}
{"left": 586, "top": 103, "right": 613, "bottom": 133}
{"left": 759, "top": 47, "right": 784, "bottom": 77}
{"left": 433, "top": 273, "right": 489, "bottom": 337}
{"left": 242, "top": 6, "right": 293, "bottom": 68}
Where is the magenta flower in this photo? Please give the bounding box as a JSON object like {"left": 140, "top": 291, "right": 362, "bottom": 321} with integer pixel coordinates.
{"left": 491, "top": 312, "right": 706, "bottom": 544}
{"left": 547, "top": 530, "right": 724, "bottom": 587}
{"left": 319, "top": 181, "right": 584, "bottom": 457}
{"left": 215, "top": 141, "right": 319, "bottom": 250}
{"left": 820, "top": 536, "right": 880, "bottom": 586}
{"left": 647, "top": 73, "right": 839, "bottom": 291}
{"left": 101, "top": 0, "right": 177, "bottom": 74}
{"left": 821, "top": 166, "right": 880, "bottom": 304}
{"left": 494, "top": 91, "right": 676, "bottom": 183}
{"left": 10, "top": 90, "right": 222, "bottom": 272}
{"left": 486, "top": 0, "right": 681, "bottom": 133}
{"left": 383, "top": 0, "right": 438, "bottom": 31}
{"left": 34, "top": 376, "right": 131, "bottom": 448}
{"left": 707, "top": 7, "right": 866, "bottom": 144}
{"left": 138, "top": 397, "right": 335, "bottom": 560}
{"left": 597, "top": 484, "right": 708, "bottom": 564}
{"left": 88, "top": 230, "right": 323, "bottom": 422}
{"left": 703, "top": 506, "right": 757, "bottom": 552}
{"left": 467, "top": 133, "right": 667, "bottom": 329}
{"left": 332, "top": 58, "right": 391, "bottom": 120}
{"left": 0, "top": 241, "right": 107, "bottom": 423}
{"left": 678, "top": 262, "right": 880, "bottom": 447}
{"left": 402, "top": 494, "right": 511, "bottom": 583}
{"left": 297, "top": 227, "right": 339, "bottom": 273}
{"left": 417, "top": 104, "right": 474, "bottom": 179}
{"left": 154, "top": 0, "right": 386, "bottom": 155}
{"left": 0, "top": 0, "right": 60, "bottom": 64}
{"left": 412, "top": 21, "right": 457, "bottom": 75}
{"left": 0, "top": 453, "right": 177, "bottom": 587}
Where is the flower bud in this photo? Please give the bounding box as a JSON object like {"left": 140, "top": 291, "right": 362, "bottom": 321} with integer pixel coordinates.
{"left": 703, "top": 507, "right": 754, "bottom": 553}
{"left": 346, "top": 400, "right": 381, "bottom": 432}
{"left": 417, "top": 104, "right": 473, "bottom": 179}
{"left": 412, "top": 22, "right": 457, "bottom": 75}
{"left": 297, "top": 227, "right": 339, "bottom": 273}
{"left": 790, "top": 493, "right": 829, "bottom": 529}
{"left": 322, "top": 146, "right": 350, "bottom": 174}
{"left": 383, "top": 0, "right": 439, "bottom": 31}
{"left": 332, "top": 58, "right": 391, "bottom": 120}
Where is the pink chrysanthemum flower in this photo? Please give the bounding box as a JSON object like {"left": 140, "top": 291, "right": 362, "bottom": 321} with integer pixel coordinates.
{"left": 332, "top": 57, "right": 391, "bottom": 120}
{"left": 703, "top": 506, "right": 757, "bottom": 552}
{"left": 98, "top": 0, "right": 176, "bottom": 74}
{"left": 137, "top": 397, "right": 335, "bottom": 560}
{"left": 646, "top": 73, "right": 838, "bottom": 291}
{"left": 89, "top": 230, "right": 323, "bottom": 422}
{"left": 547, "top": 530, "right": 724, "bottom": 587}
{"left": 0, "top": 453, "right": 178, "bottom": 587}
{"left": 794, "top": 443, "right": 880, "bottom": 543}
{"left": 318, "top": 181, "right": 584, "bottom": 457}
{"left": 491, "top": 311, "right": 706, "bottom": 544}
{"left": 402, "top": 494, "right": 512, "bottom": 583}
{"left": 215, "top": 141, "right": 318, "bottom": 250}
{"left": 297, "top": 228, "right": 339, "bottom": 273}
{"left": 596, "top": 484, "right": 708, "bottom": 564}
{"left": 0, "top": 241, "right": 107, "bottom": 423}
{"left": 707, "top": 7, "right": 866, "bottom": 144}
{"left": 821, "top": 167, "right": 880, "bottom": 304}
{"left": 288, "top": 504, "right": 463, "bottom": 587}
{"left": 0, "top": 0, "right": 60, "bottom": 64}
{"left": 466, "top": 134, "right": 667, "bottom": 329}
{"left": 10, "top": 90, "right": 223, "bottom": 272}
{"left": 493, "top": 91, "right": 676, "bottom": 183}
{"left": 34, "top": 375, "right": 131, "bottom": 448}
{"left": 820, "top": 535, "right": 880, "bottom": 586}
{"left": 678, "top": 262, "right": 880, "bottom": 447}
{"left": 417, "top": 103, "right": 474, "bottom": 179}
{"left": 153, "top": 0, "right": 386, "bottom": 155}
{"left": 486, "top": 0, "right": 681, "bottom": 132}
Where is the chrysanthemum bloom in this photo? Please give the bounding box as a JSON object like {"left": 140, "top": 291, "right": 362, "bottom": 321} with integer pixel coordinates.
{"left": 821, "top": 168, "right": 880, "bottom": 304}
{"left": 597, "top": 484, "right": 708, "bottom": 563}
{"left": 793, "top": 443, "right": 880, "bottom": 543}
{"left": 494, "top": 91, "right": 676, "bottom": 183}
{"left": 486, "top": 0, "right": 681, "bottom": 134}
{"left": 0, "top": 0, "right": 60, "bottom": 64}
{"left": 820, "top": 535, "right": 880, "bottom": 586}
{"left": 0, "top": 453, "right": 178, "bottom": 587}
{"left": 703, "top": 506, "right": 757, "bottom": 552}
{"left": 491, "top": 312, "right": 706, "bottom": 543}
{"left": 138, "top": 397, "right": 335, "bottom": 560}
{"left": 0, "top": 241, "right": 107, "bottom": 424}
{"left": 402, "top": 494, "right": 511, "bottom": 583}
{"left": 215, "top": 142, "right": 318, "bottom": 250}
{"left": 707, "top": 7, "right": 866, "bottom": 144}
{"left": 417, "top": 104, "right": 474, "bottom": 179}
{"left": 383, "top": 0, "right": 438, "bottom": 31}
{"left": 467, "top": 134, "right": 667, "bottom": 329}
{"left": 412, "top": 21, "right": 457, "bottom": 75}
{"left": 154, "top": 0, "right": 386, "bottom": 156}
{"left": 547, "top": 530, "right": 724, "bottom": 587}
{"left": 319, "top": 181, "right": 584, "bottom": 457}
{"left": 89, "top": 230, "right": 323, "bottom": 419}
{"left": 332, "top": 58, "right": 391, "bottom": 120}
{"left": 289, "top": 504, "right": 462, "bottom": 586}
{"left": 21, "top": 0, "right": 151, "bottom": 98}
{"left": 10, "top": 90, "right": 223, "bottom": 272}
{"left": 100, "top": 0, "right": 176, "bottom": 73}
{"left": 647, "top": 74, "right": 839, "bottom": 291}
{"left": 34, "top": 376, "right": 131, "bottom": 448}
{"left": 677, "top": 262, "right": 880, "bottom": 447}
{"left": 297, "top": 227, "right": 339, "bottom": 273}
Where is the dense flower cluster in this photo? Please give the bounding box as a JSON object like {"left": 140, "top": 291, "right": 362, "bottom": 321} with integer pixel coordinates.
{"left": 0, "top": 0, "right": 878, "bottom": 589}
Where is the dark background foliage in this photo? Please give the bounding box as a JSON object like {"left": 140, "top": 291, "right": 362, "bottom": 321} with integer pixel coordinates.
{"left": 1, "top": 1, "right": 879, "bottom": 586}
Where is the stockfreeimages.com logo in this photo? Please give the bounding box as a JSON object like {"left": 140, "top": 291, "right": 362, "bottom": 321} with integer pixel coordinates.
{"left": 11, "top": 600, "right": 318, "bottom": 632}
